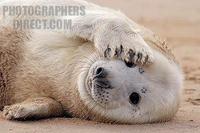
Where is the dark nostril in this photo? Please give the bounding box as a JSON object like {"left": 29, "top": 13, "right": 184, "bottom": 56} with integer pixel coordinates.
{"left": 96, "top": 67, "right": 103, "bottom": 75}
{"left": 94, "top": 67, "right": 107, "bottom": 79}
{"left": 129, "top": 92, "right": 141, "bottom": 105}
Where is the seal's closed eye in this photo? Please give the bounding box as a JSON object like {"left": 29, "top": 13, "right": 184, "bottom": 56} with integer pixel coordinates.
{"left": 125, "top": 61, "right": 136, "bottom": 68}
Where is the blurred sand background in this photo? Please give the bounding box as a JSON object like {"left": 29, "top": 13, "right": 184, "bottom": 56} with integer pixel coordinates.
{"left": 0, "top": 0, "right": 200, "bottom": 132}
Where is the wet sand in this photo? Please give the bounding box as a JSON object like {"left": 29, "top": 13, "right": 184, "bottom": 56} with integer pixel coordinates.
{"left": 0, "top": 0, "right": 200, "bottom": 132}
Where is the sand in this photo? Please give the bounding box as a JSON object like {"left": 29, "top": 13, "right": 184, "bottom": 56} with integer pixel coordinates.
{"left": 0, "top": 0, "right": 200, "bottom": 132}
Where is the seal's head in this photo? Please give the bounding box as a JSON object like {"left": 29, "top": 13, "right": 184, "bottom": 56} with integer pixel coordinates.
{"left": 77, "top": 51, "right": 183, "bottom": 124}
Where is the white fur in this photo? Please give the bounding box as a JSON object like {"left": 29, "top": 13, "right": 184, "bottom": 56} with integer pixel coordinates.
{"left": 0, "top": 0, "right": 183, "bottom": 124}
{"left": 78, "top": 50, "right": 183, "bottom": 123}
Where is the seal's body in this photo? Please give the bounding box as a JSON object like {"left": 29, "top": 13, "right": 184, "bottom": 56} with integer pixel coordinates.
{"left": 0, "top": 0, "right": 183, "bottom": 124}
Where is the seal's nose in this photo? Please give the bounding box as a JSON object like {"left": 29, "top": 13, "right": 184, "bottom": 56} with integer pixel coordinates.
{"left": 95, "top": 67, "right": 107, "bottom": 78}
{"left": 96, "top": 67, "right": 103, "bottom": 75}
{"left": 94, "top": 67, "right": 111, "bottom": 89}
{"left": 129, "top": 92, "right": 141, "bottom": 105}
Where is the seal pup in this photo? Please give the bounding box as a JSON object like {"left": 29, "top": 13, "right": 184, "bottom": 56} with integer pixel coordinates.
{"left": 0, "top": 0, "right": 183, "bottom": 124}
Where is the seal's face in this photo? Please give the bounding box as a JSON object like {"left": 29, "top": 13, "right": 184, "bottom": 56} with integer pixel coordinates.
{"left": 86, "top": 60, "right": 143, "bottom": 109}
{"left": 78, "top": 53, "right": 182, "bottom": 124}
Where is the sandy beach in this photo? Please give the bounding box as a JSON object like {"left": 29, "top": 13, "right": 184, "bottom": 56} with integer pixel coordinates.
{"left": 0, "top": 0, "right": 200, "bottom": 132}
